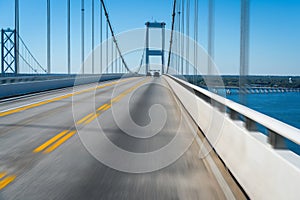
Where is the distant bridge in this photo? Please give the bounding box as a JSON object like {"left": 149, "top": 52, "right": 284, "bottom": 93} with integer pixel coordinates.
{"left": 0, "top": 0, "right": 299, "bottom": 200}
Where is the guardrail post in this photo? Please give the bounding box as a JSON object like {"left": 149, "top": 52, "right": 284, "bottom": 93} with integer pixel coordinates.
{"left": 268, "top": 129, "right": 286, "bottom": 149}
{"left": 212, "top": 100, "right": 225, "bottom": 112}
{"left": 245, "top": 117, "right": 256, "bottom": 131}
{"left": 229, "top": 109, "right": 239, "bottom": 120}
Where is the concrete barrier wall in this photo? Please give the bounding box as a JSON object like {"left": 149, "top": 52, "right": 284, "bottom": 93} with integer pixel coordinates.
{"left": 165, "top": 75, "right": 300, "bottom": 200}
{"left": 0, "top": 74, "right": 125, "bottom": 99}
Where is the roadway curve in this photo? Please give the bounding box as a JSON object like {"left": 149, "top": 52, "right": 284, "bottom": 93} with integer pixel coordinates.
{"left": 0, "top": 77, "right": 245, "bottom": 200}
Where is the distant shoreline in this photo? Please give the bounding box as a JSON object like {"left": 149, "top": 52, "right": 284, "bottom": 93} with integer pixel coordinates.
{"left": 181, "top": 75, "right": 300, "bottom": 88}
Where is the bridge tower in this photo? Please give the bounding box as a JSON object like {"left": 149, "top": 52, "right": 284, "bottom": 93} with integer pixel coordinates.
{"left": 145, "top": 22, "right": 166, "bottom": 74}
{"left": 1, "top": 29, "right": 18, "bottom": 75}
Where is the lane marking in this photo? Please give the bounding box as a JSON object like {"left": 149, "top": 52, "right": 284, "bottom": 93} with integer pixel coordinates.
{"left": 97, "top": 104, "right": 109, "bottom": 111}
{"left": 78, "top": 102, "right": 112, "bottom": 125}
{"left": 111, "top": 96, "right": 121, "bottom": 103}
{"left": 0, "top": 175, "right": 16, "bottom": 190}
{"left": 83, "top": 113, "right": 100, "bottom": 125}
{"left": 34, "top": 79, "right": 149, "bottom": 154}
{"left": 79, "top": 79, "right": 148, "bottom": 125}
{"left": 44, "top": 131, "right": 76, "bottom": 153}
{"left": 76, "top": 113, "right": 94, "bottom": 125}
{"left": 0, "top": 172, "right": 6, "bottom": 179}
{"left": 0, "top": 78, "right": 132, "bottom": 117}
{"left": 101, "top": 104, "right": 111, "bottom": 111}
{"left": 33, "top": 130, "right": 70, "bottom": 153}
{"left": 0, "top": 78, "right": 146, "bottom": 191}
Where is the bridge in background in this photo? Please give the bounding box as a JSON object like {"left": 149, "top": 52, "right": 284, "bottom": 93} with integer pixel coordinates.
{"left": 0, "top": 0, "right": 300, "bottom": 200}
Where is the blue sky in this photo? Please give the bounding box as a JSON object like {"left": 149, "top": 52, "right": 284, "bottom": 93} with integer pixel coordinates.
{"left": 0, "top": 0, "right": 299, "bottom": 75}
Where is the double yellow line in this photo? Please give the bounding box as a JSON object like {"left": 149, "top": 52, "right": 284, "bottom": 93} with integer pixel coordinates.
{"left": 76, "top": 79, "right": 147, "bottom": 125}
{"left": 33, "top": 130, "right": 76, "bottom": 153}
{"left": 0, "top": 78, "right": 144, "bottom": 191}
{"left": 33, "top": 79, "right": 148, "bottom": 154}
{"left": 0, "top": 172, "right": 16, "bottom": 190}
{"left": 76, "top": 103, "right": 111, "bottom": 125}
{"left": 0, "top": 78, "right": 131, "bottom": 117}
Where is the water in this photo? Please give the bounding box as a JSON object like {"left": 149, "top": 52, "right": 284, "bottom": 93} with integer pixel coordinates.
{"left": 227, "top": 92, "right": 300, "bottom": 154}
{"left": 227, "top": 92, "right": 300, "bottom": 129}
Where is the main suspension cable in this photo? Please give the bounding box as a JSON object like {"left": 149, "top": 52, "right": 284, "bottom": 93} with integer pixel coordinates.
{"left": 99, "top": 0, "right": 132, "bottom": 73}
{"left": 166, "top": 0, "right": 177, "bottom": 74}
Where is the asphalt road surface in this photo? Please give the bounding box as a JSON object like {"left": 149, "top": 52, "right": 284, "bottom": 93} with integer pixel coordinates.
{"left": 0, "top": 77, "right": 245, "bottom": 200}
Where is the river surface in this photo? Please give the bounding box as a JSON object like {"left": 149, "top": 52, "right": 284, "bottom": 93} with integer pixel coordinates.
{"left": 226, "top": 92, "right": 300, "bottom": 154}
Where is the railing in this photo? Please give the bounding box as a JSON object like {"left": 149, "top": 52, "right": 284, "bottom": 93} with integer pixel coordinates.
{"left": 166, "top": 74, "right": 300, "bottom": 150}
{"left": 166, "top": 74, "right": 300, "bottom": 199}
{"left": 0, "top": 73, "right": 142, "bottom": 99}
{"left": 0, "top": 74, "right": 126, "bottom": 84}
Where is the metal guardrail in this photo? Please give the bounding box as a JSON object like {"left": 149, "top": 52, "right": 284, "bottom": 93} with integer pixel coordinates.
{"left": 167, "top": 74, "right": 300, "bottom": 149}
{"left": 0, "top": 73, "right": 126, "bottom": 84}
{"left": 0, "top": 73, "right": 142, "bottom": 99}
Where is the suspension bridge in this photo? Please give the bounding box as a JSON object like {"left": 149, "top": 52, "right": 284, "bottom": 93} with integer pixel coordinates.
{"left": 0, "top": 0, "right": 300, "bottom": 199}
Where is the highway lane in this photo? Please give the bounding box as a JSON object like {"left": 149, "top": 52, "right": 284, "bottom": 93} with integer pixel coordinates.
{"left": 0, "top": 77, "right": 245, "bottom": 199}
{"left": 0, "top": 77, "right": 142, "bottom": 189}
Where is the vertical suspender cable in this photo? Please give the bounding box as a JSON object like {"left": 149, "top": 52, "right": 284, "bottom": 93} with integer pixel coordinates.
{"left": 194, "top": 0, "right": 198, "bottom": 84}
{"left": 106, "top": 21, "right": 108, "bottom": 73}
{"left": 15, "top": 0, "right": 19, "bottom": 74}
{"left": 177, "top": 0, "right": 181, "bottom": 74}
{"left": 181, "top": 0, "right": 185, "bottom": 75}
{"left": 47, "top": 0, "right": 51, "bottom": 73}
{"left": 145, "top": 26, "right": 149, "bottom": 74}
{"left": 239, "top": 0, "right": 250, "bottom": 105}
{"left": 186, "top": 0, "right": 190, "bottom": 75}
{"left": 121, "top": 57, "right": 123, "bottom": 73}
{"left": 162, "top": 25, "right": 165, "bottom": 74}
{"left": 207, "top": 0, "right": 215, "bottom": 75}
{"left": 119, "top": 54, "right": 122, "bottom": 73}
{"left": 115, "top": 44, "right": 117, "bottom": 73}
{"left": 81, "top": 0, "right": 85, "bottom": 74}
{"left": 92, "top": 0, "right": 95, "bottom": 74}
{"left": 67, "top": 0, "right": 71, "bottom": 74}
{"left": 176, "top": 0, "right": 179, "bottom": 74}
{"left": 100, "top": 2, "right": 102, "bottom": 73}
{"left": 111, "top": 40, "right": 113, "bottom": 73}
{"left": 137, "top": 30, "right": 147, "bottom": 74}
{"left": 175, "top": 2, "right": 178, "bottom": 74}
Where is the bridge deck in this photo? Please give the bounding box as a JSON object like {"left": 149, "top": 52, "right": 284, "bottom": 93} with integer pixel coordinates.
{"left": 0, "top": 77, "right": 245, "bottom": 199}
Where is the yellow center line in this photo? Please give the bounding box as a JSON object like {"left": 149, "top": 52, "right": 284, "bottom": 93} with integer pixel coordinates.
{"left": 97, "top": 104, "right": 109, "bottom": 111}
{"left": 78, "top": 79, "right": 149, "bottom": 125}
{"left": 79, "top": 103, "right": 111, "bottom": 125}
{"left": 33, "top": 78, "right": 148, "bottom": 154}
{"left": 0, "top": 172, "right": 6, "bottom": 179}
{"left": 83, "top": 113, "right": 101, "bottom": 125}
{"left": 101, "top": 104, "right": 111, "bottom": 111}
{"left": 44, "top": 131, "right": 77, "bottom": 153}
{"left": 0, "top": 175, "right": 16, "bottom": 190}
{"left": 33, "top": 130, "right": 70, "bottom": 153}
{"left": 111, "top": 96, "right": 121, "bottom": 103}
{"left": 76, "top": 113, "right": 95, "bottom": 125}
{"left": 0, "top": 78, "right": 132, "bottom": 117}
